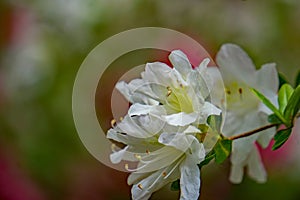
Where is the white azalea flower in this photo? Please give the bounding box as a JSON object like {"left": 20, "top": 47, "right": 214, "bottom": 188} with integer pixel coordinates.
{"left": 108, "top": 50, "right": 222, "bottom": 200}
{"left": 214, "top": 44, "right": 279, "bottom": 183}
{"left": 107, "top": 107, "right": 205, "bottom": 200}
{"left": 116, "top": 50, "right": 221, "bottom": 127}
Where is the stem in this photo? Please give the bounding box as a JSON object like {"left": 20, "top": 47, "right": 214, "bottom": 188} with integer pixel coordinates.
{"left": 228, "top": 123, "right": 278, "bottom": 140}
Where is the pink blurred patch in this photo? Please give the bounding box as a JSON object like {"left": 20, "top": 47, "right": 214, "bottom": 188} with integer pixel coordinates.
{"left": 258, "top": 121, "right": 300, "bottom": 169}
{"left": 154, "top": 33, "right": 216, "bottom": 68}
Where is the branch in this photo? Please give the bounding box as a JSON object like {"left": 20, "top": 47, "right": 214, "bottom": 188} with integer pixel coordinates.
{"left": 228, "top": 123, "right": 278, "bottom": 140}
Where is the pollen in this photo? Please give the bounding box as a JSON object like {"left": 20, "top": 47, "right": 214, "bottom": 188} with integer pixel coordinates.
{"left": 111, "top": 119, "right": 117, "bottom": 127}
{"left": 119, "top": 117, "right": 124, "bottom": 121}
{"left": 162, "top": 172, "right": 167, "bottom": 177}
{"left": 111, "top": 143, "right": 116, "bottom": 151}
{"left": 226, "top": 89, "right": 231, "bottom": 95}
{"left": 134, "top": 154, "right": 142, "bottom": 160}
{"left": 125, "top": 164, "right": 129, "bottom": 170}
{"left": 166, "top": 86, "right": 172, "bottom": 97}
{"left": 138, "top": 184, "right": 143, "bottom": 190}
{"left": 238, "top": 88, "right": 243, "bottom": 94}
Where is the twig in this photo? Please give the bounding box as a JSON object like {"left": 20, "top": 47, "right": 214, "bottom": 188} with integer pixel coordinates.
{"left": 228, "top": 123, "right": 278, "bottom": 140}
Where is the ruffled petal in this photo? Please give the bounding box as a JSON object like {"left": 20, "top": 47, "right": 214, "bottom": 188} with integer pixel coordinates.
{"left": 216, "top": 43, "right": 256, "bottom": 85}
{"left": 169, "top": 50, "right": 192, "bottom": 78}
{"left": 162, "top": 112, "right": 198, "bottom": 126}
{"left": 255, "top": 63, "right": 279, "bottom": 96}
{"left": 179, "top": 156, "right": 201, "bottom": 200}
{"left": 247, "top": 147, "right": 267, "bottom": 183}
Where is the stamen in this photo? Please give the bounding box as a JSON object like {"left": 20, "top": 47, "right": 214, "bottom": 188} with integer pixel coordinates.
{"left": 238, "top": 88, "right": 243, "bottom": 100}
{"left": 111, "top": 119, "right": 117, "bottom": 127}
{"left": 146, "top": 150, "right": 150, "bottom": 154}
{"left": 119, "top": 117, "right": 123, "bottom": 121}
{"left": 125, "top": 163, "right": 129, "bottom": 170}
{"left": 111, "top": 143, "right": 116, "bottom": 152}
{"left": 162, "top": 172, "right": 167, "bottom": 177}
{"left": 166, "top": 86, "right": 172, "bottom": 97}
{"left": 134, "top": 154, "right": 142, "bottom": 160}
{"left": 138, "top": 184, "right": 143, "bottom": 190}
{"left": 238, "top": 88, "right": 243, "bottom": 94}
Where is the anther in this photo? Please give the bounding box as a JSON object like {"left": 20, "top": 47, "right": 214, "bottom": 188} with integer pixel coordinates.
{"left": 134, "top": 154, "right": 142, "bottom": 160}
{"left": 162, "top": 172, "right": 167, "bottom": 177}
{"left": 125, "top": 164, "right": 129, "bottom": 170}
{"left": 238, "top": 88, "right": 243, "bottom": 94}
{"left": 138, "top": 184, "right": 143, "bottom": 190}
{"left": 111, "top": 143, "right": 116, "bottom": 151}
{"left": 146, "top": 150, "right": 150, "bottom": 154}
{"left": 111, "top": 119, "right": 117, "bottom": 127}
{"left": 166, "top": 86, "right": 172, "bottom": 97}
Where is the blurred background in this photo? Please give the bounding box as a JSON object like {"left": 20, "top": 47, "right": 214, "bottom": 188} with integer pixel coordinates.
{"left": 1, "top": 0, "right": 300, "bottom": 199}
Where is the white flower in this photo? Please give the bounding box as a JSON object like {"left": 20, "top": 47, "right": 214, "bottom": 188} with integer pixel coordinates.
{"left": 214, "top": 44, "right": 279, "bottom": 183}
{"left": 108, "top": 50, "right": 222, "bottom": 200}
{"left": 108, "top": 110, "right": 205, "bottom": 200}
{"left": 116, "top": 50, "right": 221, "bottom": 127}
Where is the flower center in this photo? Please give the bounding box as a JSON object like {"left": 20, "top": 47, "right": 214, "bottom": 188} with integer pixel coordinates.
{"left": 166, "top": 86, "right": 194, "bottom": 113}
{"left": 225, "top": 82, "right": 259, "bottom": 115}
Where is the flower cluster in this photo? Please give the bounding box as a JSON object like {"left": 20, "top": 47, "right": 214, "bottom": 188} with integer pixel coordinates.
{"left": 107, "top": 44, "right": 300, "bottom": 200}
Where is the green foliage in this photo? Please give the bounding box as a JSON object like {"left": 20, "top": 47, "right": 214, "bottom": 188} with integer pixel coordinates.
{"left": 253, "top": 84, "right": 300, "bottom": 151}
{"left": 278, "top": 84, "right": 294, "bottom": 114}
{"left": 198, "top": 150, "right": 216, "bottom": 169}
{"left": 170, "top": 179, "right": 180, "bottom": 191}
{"left": 272, "top": 128, "right": 292, "bottom": 150}
{"left": 278, "top": 72, "right": 289, "bottom": 89}
{"left": 295, "top": 70, "right": 300, "bottom": 87}
{"left": 283, "top": 85, "right": 300, "bottom": 123}
{"left": 252, "top": 88, "right": 288, "bottom": 125}
{"left": 214, "top": 138, "right": 232, "bottom": 164}
{"left": 207, "top": 114, "right": 222, "bottom": 132}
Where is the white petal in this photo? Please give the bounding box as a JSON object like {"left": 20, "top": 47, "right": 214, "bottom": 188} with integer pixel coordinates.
{"left": 135, "top": 147, "right": 183, "bottom": 173}
{"left": 115, "top": 81, "right": 132, "bottom": 102}
{"left": 128, "top": 103, "right": 154, "bottom": 116}
{"left": 183, "top": 125, "right": 201, "bottom": 134}
{"left": 247, "top": 147, "right": 267, "bottom": 183}
{"left": 131, "top": 164, "right": 180, "bottom": 200}
{"left": 256, "top": 127, "right": 276, "bottom": 148}
{"left": 162, "top": 112, "right": 198, "bottom": 126}
{"left": 169, "top": 50, "right": 192, "bottom": 78}
{"left": 179, "top": 156, "right": 200, "bottom": 200}
{"left": 216, "top": 43, "right": 256, "bottom": 85}
{"left": 143, "top": 62, "right": 174, "bottom": 86}
{"left": 198, "top": 102, "right": 222, "bottom": 124}
{"left": 229, "top": 163, "right": 244, "bottom": 184}
{"left": 117, "top": 115, "right": 154, "bottom": 138}
{"left": 255, "top": 63, "right": 279, "bottom": 95}
{"left": 187, "top": 70, "right": 210, "bottom": 100}
{"left": 158, "top": 133, "right": 195, "bottom": 152}
{"left": 110, "top": 146, "right": 129, "bottom": 164}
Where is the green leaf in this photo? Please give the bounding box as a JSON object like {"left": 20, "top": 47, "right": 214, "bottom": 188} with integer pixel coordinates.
{"left": 207, "top": 114, "right": 222, "bottom": 132}
{"left": 278, "top": 72, "right": 289, "bottom": 89}
{"left": 214, "top": 138, "right": 232, "bottom": 164}
{"left": 284, "top": 85, "right": 300, "bottom": 124}
{"left": 268, "top": 114, "right": 282, "bottom": 125}
{"left": 170, "top": 179, "right": 180, "bottom": 191}
{"left": 295, "top": 70, "right": 300, "bottom": 87}
{"left": 198, "top": 150, "right": 215, "bottom": 169}
{"left": 272, "top": 128, "right": 292, "bottom": 150}
{"left": 252, "top": 88, "right": 288, "bottom": 125}
{"left": 278, "top": 84, "right": 294, "bottom": 114}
